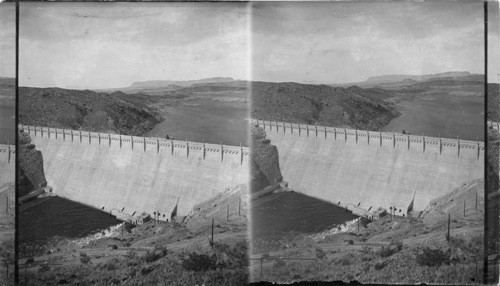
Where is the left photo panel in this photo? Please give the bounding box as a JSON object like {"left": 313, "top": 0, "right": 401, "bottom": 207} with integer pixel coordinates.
{"left": 0, "top": 2, "right": 16, "bottom": 285}
{"left": 17, "top": 2, "right": 250, "bottom": 285}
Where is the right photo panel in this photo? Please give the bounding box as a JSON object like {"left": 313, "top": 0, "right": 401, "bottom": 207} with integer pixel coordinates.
{"left": 250, "top": 1, "right": 486, "bottom": 284}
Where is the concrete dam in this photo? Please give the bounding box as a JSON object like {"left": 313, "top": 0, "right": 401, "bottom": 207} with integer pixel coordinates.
{"left": 0, "top": 143, "right": 15, "bottom": 191}
{"left": 19, "top": 125, "right": 249, "bottom": 221}
{"left": 252, "top": 119, "right": 484, "bottom": 217}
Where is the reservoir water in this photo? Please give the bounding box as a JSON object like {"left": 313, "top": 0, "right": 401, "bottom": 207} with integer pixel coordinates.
{"left": 145, "top": 94, "right": 249, "bottom": 147}
{"left": 381, "top": 93, "right": 484, "bottom": 141}
{"left": 19, "top": 197, "right": 120, "bottom": 255}
{"left": 251, "top": 192, "right": 357, "bottom": 239}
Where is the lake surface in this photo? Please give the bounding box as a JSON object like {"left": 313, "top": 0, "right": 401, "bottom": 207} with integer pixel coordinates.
{"left": 19, "top": 197, "right": 120, "bottom": 245}
{"left": 251, "top": 192, "right": 357, "bottom": 238}
{"left": 0, "top": 102, "right": 15, "bottom": 145}
{"left": 145, "top": 94, "right": 249, "bottom": 147}
{"left": 382, "top": 93, "right": 484, "bottom": 141}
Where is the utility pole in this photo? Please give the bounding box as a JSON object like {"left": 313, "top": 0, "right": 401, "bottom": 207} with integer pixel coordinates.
{"left": 475, "top": 193, "right": 477, "bottom": 211}
{"left": 210, "top": 218, "right": 214, "bottom": 248}
{"left": 238, "top": 197, "right": 241, "bottom": 217}
{"left": 260, "top": 259, "right": 263, "bottom": 279}
{"left": 227, "top": 205, "right": 229, "bottom": 222}
{"left": 463, "top": 200, "right": 466, "bottom": 218}
{"left": 5, "top": 195, "right": 8, "bottom": 215}
{"left": 446, "top": 213, "right": 451, "bottom": 242}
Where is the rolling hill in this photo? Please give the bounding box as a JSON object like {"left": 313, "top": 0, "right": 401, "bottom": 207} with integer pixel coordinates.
{"left": 251, "top": 81, "right": 400, "bottom": 130}
{"left": 19, "top": 87, "right": 163, "bottom": 136}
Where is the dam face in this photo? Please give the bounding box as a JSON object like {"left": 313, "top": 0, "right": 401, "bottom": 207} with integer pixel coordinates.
{"left": 253, "top": 120, "right": 484, "bottom": 215}
{"left": 0, "top": 143, "right": 15, "bottom": 190}
{"left": 20, "top": 125, "right": 249, "bottom": 220}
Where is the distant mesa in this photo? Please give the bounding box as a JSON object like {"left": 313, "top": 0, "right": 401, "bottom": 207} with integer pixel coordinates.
{"left": 364, "top": 71, "right": 473, "bottom": 84}
{"left": 129, "top": 77, "right": 236, "bottom": 89}
{"left": 331, "top": 71, "right": 484, "bottom": 89}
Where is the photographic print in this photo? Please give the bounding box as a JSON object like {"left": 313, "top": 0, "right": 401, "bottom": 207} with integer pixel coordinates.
{"left": 17, "top": 3, "right": 250, "bottom": 285}
{"left": 0, "top": 2, "right": 15, "bottom": 285}
{"left": 249, "top": 1, "right": 486, "bottom": 284}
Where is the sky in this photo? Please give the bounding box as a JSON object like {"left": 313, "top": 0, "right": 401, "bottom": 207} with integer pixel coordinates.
{"left": 252, "top": 1, "right": 490, "bottom": 84}
{"left": 0, "top": 3, "right": 16, "bottom": 78}
{"left": 488, "top": 0, "right": 500, "bottom": 83}
{"left": 19, "top": 3, "right": 250, "bottom": 89}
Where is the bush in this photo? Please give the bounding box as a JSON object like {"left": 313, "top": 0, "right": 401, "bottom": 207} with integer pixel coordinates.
{"left": 38, "top": 264, "right": 50, "bottom": 273}
{"left": 378, "top": 241, "right": 403, "bottom": 258}
{"left": 273, "top": 258, "right": 286, "bottom": 269}
{"left": 416, "top": 247, "right": 449, "bottom": 267}
{"left": 25, "top": 257, "right": 35, "bottom": 264}
{"left": 79, "top": 252, "right": 91, "bottom": 264}
{"left": 143, "top": 246, "right": 168, "bottom": 263}
{"left": 315, "top": 247, "right": 327, "bottom": 259}
{"left": 181, "top": 253, "right": 218, "bottom": 272}
{"left": 373, "top": 261, "right": 387, "bottom": 270}
{"left": 338, "top": 256, "right": 352, "bottom": 266}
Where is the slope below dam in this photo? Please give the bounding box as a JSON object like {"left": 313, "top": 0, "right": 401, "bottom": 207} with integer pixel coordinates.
{"left": 0, "top": 143, "right": 15, "bottom": 190}
{"left": 19, "top": 125, "right": 249, "bottom": 222}
{"left": 252, "top": 120, "right": 484, "bottom": 217}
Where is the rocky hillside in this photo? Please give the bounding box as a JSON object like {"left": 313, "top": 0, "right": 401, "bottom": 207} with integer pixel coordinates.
{"left": 19, "top": 87, "right": 163, "bottom": 136}
{"left": 251, "top": 124, "right": 283, "bottom": 193}
{"left": 251, "top": 81, "right": 400, "bottom": 130}
{"left": 18, "top": 131, "right": 47, "bottom": 197}
{"left": 488, "top": 83, "right": 499, "bottom": 122}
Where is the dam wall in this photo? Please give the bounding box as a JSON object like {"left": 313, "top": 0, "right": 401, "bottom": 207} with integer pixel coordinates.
{"left": 252, "top": 119, "right": 484, "bottom": 215}
{"left": 19, "top": 125, "right": 249, "bottom": 220}
{"left": 0, "top": 144, "right": 15, "bottom": 190}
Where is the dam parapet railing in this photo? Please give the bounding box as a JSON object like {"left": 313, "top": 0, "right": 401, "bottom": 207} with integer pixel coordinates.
{"left": 252, "top": 119, "right": 484, "bottom": 159}
{"left": 19, "top": 125, "right": 250, "bottom": 164}
{"left": 0, "top": 143, "right": 15, "bottom": 164}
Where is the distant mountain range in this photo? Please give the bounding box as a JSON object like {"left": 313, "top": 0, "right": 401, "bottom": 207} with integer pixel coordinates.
{"left": 96, "top": 77, "right": 245, "bottom": 96}
{"left": 331, "top": 71, "right": 484, "bottom": 89}
{"left": 129, "top": 77, "right": 236, "bottom": 88}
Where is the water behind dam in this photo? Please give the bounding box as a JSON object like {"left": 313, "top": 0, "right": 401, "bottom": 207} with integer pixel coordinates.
{"left": 381, "top": 93, "right": 484, "bottom": 141}
{"left": 19, "top": 197, "right": 120, "bottom": 249}
{"left": 145, "top": 95, "right": 249, "bottom": 146}
{"left": 251, "top": 192, "right": 358, "bottom": 238}
{"left": 0, "top": 103, "right": 15, "bottom": 145}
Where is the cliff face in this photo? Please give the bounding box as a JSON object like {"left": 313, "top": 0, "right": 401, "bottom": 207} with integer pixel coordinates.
{"left": 251, "top": 125, "right": 283, "bottom": 193}
{"left": 18, "top": 131, "right": 47, "bottom": 197}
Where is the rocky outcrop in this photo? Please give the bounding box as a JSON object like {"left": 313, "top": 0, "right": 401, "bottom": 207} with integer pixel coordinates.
{"left": 18, "top": 131, "right": 47, "bottom": 197}
{"left": 251, "top": 125, "right": 283, "bottom": 193}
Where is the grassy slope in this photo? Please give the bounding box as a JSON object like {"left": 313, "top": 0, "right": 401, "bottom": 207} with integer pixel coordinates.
{"left": 0, "top": 183, "right": 15, "bottom": 286}
{"left": 20, "top": 185, "right": 249, "bottom": 285}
